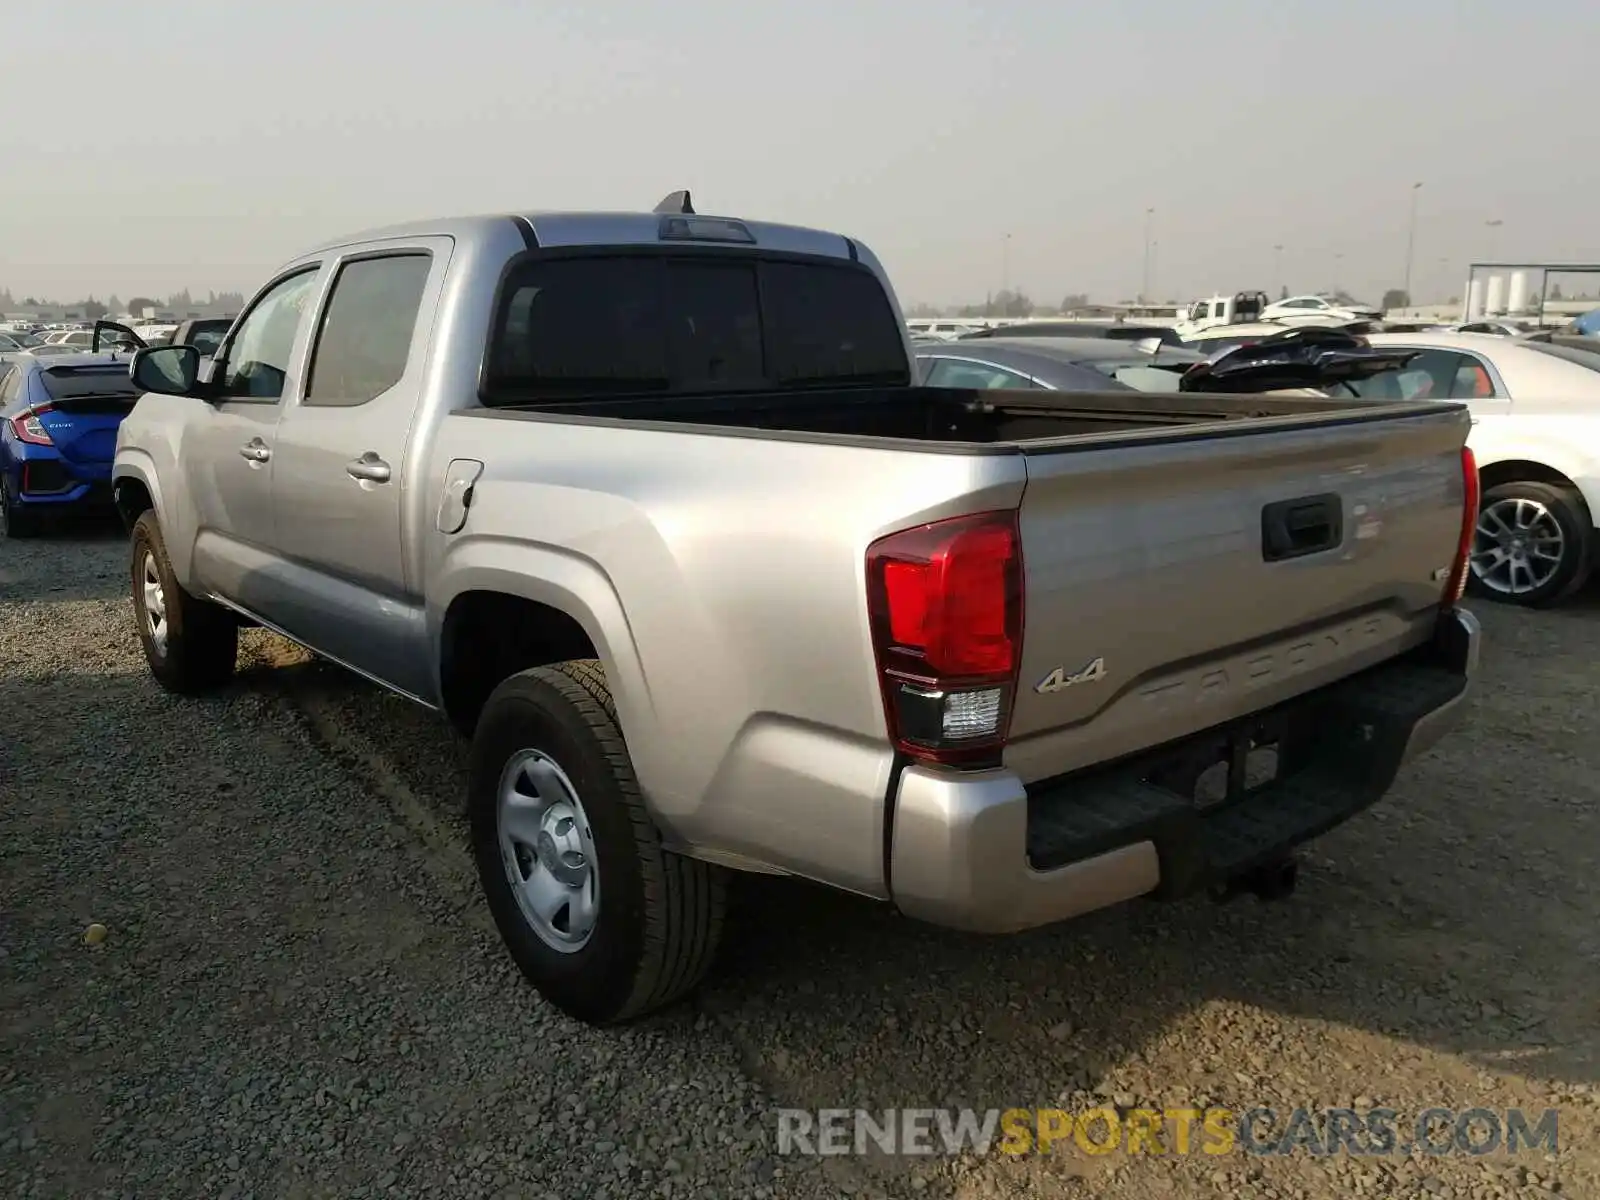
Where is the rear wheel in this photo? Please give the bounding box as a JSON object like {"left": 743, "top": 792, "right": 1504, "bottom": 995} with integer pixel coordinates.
{"left": 469, "top": 660, "right": 727, "bottom": 1025}
{"left": 0, "top": 482, "right": 43, "bottom": 539}
{"left": 130, "top": 511, "right": 239, "bottom": 693}
{"left": 1467, "top": 481, "right": 1593, "bottom": 607}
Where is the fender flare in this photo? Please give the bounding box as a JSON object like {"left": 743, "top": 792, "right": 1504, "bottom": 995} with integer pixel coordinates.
{"left": 429, "top": 539, "right": 658, "bottom": 739}
{"left": 111, "top": 452, "right": 165, "bottom": 529}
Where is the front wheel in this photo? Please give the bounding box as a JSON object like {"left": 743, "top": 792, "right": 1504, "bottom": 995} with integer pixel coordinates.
{"left": 469, "top": 660, "right": 727, "bottom": 1025}
{"left": 1467, "top": 481, "right": 1593, "bottom": 607}
{"left": 130, "top": 511, "right": 239, "bottom": 693}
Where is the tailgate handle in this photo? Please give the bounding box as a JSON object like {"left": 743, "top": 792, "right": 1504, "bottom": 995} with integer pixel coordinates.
{"left": 1261, "top": 493, "right": 1342, "bottom": 562}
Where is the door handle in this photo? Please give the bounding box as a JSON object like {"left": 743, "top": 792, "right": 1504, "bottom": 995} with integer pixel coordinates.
{"left": 346, "top": 453, "right": 392, "bottom": 484}
{"left": 239, "top": 440, "right": 271, "bottom": 463}
{"left": 1261, "top": 492, "right": 1343, "bottom": 562}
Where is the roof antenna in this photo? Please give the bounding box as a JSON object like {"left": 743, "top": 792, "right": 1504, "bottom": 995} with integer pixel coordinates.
{"left": 653, "top": 190, "right": 694, "bottom": 215}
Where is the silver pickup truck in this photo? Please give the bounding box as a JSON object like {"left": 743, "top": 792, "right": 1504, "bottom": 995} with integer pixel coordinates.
{"left": 112, "top": 194, "right": 1482, "bottom": 1025}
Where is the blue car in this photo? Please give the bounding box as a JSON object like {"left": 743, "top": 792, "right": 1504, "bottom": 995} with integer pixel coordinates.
{"left": 0, "top": 349, "right": 144, "bottom": 538}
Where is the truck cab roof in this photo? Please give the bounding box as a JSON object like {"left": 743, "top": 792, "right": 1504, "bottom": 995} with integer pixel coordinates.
{"left": 305, "top": 210, "right": 864, "bottom": 263}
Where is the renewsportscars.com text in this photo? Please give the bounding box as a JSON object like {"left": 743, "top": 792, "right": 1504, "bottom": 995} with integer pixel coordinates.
{"left": 776, "top": 1106, "right": 1560, "bottom": 1158}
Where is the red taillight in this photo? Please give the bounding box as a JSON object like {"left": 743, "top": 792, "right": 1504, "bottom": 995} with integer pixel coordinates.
{"left": 866, "top": 510, "right": 1024, "bottom": 766}
{"left": 9, "top": 406, "right": 53, "bottom": 446}
{"left": 1442, "top": 445, "right": 1479, "bottom": 605}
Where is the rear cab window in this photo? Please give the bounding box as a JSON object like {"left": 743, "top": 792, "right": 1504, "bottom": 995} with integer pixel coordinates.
{"left": 482, "top": 254, "right": 909, "bottom": 401}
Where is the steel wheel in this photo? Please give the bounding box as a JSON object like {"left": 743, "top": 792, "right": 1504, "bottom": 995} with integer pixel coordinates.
{"left": 496, "top": 749, "right": 600, "bottom": 953}
{"left": 1470, "top": 496, "right": 1565, "bottom": 597}
{"left": 140, "top": 550, "right": 169, "bottom": 654}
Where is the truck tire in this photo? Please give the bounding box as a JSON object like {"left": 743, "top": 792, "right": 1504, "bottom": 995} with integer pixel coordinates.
{"left": 0, "top": 483, "right": 42, "bottom": 539}
{"left": 1466, "top": 481, "right": 1593, "bottom": 608}
{"left": 130, "top": 511, "right": 239, "bottom": 693}
{"left": 468, "top": 660, "right": 726, "bottom": 1025}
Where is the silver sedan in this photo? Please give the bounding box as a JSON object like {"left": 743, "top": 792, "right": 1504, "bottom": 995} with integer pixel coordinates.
{"left": 1356, "top": 331, "right": 1600, "bottom": 607}
{"left": 914, "top": 336, "right": 1206, "bottom": 392}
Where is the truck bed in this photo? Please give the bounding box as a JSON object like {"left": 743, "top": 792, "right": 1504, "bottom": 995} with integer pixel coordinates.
{"left": 484, "top": 385, "right": 1437, "bottom": 449}
{"left": 464, "top": 383, "right": 1470, "bottom": 795}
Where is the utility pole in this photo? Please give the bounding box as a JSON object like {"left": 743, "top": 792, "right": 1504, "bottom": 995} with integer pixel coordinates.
{"left": 1142, "top": 208, "right": 1155, "bottom": 302}
{"left": 1402, "top": 182, "right": 1423, "bottom": 302}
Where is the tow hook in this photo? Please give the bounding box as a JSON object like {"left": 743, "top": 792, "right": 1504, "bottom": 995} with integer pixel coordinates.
{"left": 1210, "top": 855, "right": 1299, "bottom": 904}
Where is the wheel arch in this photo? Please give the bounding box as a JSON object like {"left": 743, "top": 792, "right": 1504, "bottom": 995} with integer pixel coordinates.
{"left": 431, "top": 550, "right": 653, "bottom": 747}
{"left": 111, "top": 455, "right": 164, "bottom": 533}
{"left": 1473, "top": 449, "right": 1598, "bottom": 530}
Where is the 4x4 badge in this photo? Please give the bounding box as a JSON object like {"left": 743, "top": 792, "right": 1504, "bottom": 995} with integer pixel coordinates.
{"left": 1035, "top": 658, "right": 1107, "bottom": 694}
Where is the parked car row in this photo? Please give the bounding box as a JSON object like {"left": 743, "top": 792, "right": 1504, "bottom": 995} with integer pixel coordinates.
{"left": 914, "top": 320, "right": 1600, "bottom": 609}
{"left": 0, "top": 319, "right": 221, "bottom": 536}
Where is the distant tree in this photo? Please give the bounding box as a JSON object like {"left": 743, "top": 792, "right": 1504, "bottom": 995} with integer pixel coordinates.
{"left": 1550, "top": 283, "right": 1564, "bottom": 301}
{"left": 1059, "top": 292, "right": 1089, "bottom": 313}
{"left": 1381, "top": 288, "right": 1411, "bottom": 311}
{"left": 992, "top": 289, "right": 1033, "bottom": 319}
{"left": 127, "top": 296, "right": 158, "bottom": 316}
{"left": 22, "top": 297, "right": 38, "bottom": 307}
{"left": 0, "top": 288, "right": 13, "bottom": 309}
{"left": 106, "top": 294, "right": 123, "bottom": 314}
{"left": 166, "top": 288, "right": 193, "bottom": 310}
{"left": 80, "top": 298, "right": 109, "bottom": 320}
{"left": 904, "top": 302, "right": 940, "bottom": 318}
{"left": 1278, "top": 285, "right": 1288, "bottom": 301}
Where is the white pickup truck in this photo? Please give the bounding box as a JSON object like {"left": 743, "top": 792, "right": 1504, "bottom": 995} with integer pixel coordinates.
{"left": 113, "top": 196, "right": 1481, "bottom": 1024}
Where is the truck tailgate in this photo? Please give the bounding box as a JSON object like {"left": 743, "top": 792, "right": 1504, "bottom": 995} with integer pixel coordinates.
{"left": 1005, "top": 404, "right": 1471, "bottom": 783}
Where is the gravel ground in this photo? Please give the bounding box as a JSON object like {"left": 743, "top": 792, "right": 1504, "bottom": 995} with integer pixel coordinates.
{"left": 3, "top": 523, "right": 1598, "bottom": 1199}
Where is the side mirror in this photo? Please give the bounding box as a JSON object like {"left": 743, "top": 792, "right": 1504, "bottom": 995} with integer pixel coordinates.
{"left": 131, "top": 345, "right": 202, "bottom": 396}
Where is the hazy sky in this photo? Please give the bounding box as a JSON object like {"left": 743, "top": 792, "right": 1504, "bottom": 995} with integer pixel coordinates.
{"left": 4, "top": 0, "right": 1598, "bottom": 309}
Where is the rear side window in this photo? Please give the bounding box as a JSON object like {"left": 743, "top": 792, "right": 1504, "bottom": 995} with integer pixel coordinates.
{"left": 484, "top": 254, "right": 908, "bottom": 401}
{"left": 305, "top": 254, "right": 432, "bottom": 407}
{"left": 0, "top": 366, "right": 19, "bottom": 404}
{"left": 1348, "top": 350, "right": 1494, "bottom": 401}
{"left": 921, "top": 359, "right": 1036, "bottom": 390}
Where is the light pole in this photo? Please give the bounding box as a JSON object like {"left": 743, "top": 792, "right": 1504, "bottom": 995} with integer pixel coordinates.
{"left": 1485, "top": 218, "right": 1504, "bottom": 261}
{"left": 1402, "top": 181, "right": 1423, "bottom": 302}
{"left": 1142, "top": 207, "right": 1155, "bottom": 302}
{"left": 1001, "top": 232, "right": 1012, "bottom": 307}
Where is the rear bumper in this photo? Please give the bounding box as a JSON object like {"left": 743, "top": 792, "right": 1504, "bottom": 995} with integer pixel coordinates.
{"left": 6, "top": 449, "right": 113, "bottom": 506}
{"left": 888, "top": 606, "right": 1480, "bottom": 933}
